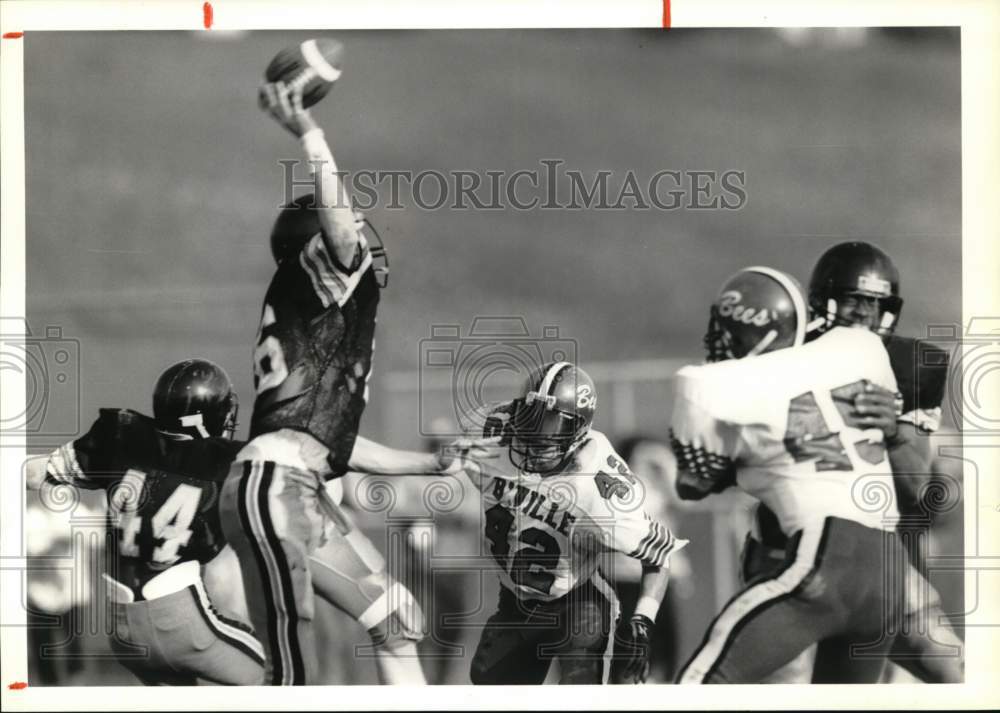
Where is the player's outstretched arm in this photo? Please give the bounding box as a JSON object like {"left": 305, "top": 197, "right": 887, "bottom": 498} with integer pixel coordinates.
{"left": 349, "top": 434, "right": 502, "bottom": 477}
{"left": 348, "top": 435, "right": 499, "bottom": 476}
{"left": 348, "top": 435, "right": 441, "bottom": 475}
{"left": 259, "top": 79, "right": 361, "bottom": 269}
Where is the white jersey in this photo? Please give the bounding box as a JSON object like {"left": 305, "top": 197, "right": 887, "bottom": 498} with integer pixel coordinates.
{"left": 460, "top": 422, "right": 687, "bottom": 602}
{"left": 671, "top": 327, "right": 899, "bottom": 535}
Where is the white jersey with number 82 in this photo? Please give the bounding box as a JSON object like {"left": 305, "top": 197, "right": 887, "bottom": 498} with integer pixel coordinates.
{"left": 461, "top": 426, "right": 687, "bottom": 602}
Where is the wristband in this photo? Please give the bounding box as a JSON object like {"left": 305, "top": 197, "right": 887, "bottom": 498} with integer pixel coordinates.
{"left": 634, "top": 595, "right": 660, "bottom": 621}
{"left": 300, "top": 127, "right": 326, "bottom": 149}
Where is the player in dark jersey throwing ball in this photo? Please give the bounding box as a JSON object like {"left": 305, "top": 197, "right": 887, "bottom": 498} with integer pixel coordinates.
{"left": 218, "top": 75, "right": 457, "bottom": 685}
{"left": 27, "top": 359, "right": 264, "bottom": 685}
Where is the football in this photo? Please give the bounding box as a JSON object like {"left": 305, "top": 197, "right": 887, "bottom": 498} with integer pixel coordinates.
{"left": 265, "top": 38, "right": 344, "bottom": 108}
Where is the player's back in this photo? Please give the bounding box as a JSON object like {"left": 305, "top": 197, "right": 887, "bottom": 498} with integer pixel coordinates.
{"left": 673, "top": 327, "right": 899, "bottom": 535}
{"left": 249, "top": 230, "right": 378, "bottom": 475}
{"left": 47, "top": 408, "right": 242, "bottom": 597}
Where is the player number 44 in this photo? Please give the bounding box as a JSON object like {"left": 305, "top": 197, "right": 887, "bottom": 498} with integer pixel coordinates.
{"left": 112, "top": 469, "right": 202, "bottom": 566}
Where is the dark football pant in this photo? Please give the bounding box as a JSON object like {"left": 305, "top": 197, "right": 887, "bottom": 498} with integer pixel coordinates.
{"left": 740, "top": 521, "right": 963, "bottom": 683}
{"left": 470, "top": 576, "right": 617, "bottom": 685}
{"left": 108, "top": 580, "right": 264, "bottom": 685}
{"left": 220, "top": 459, "right": 329, "bottom": 686}
{"left": 677, "top": 517, "right": 906, "bottom": 684}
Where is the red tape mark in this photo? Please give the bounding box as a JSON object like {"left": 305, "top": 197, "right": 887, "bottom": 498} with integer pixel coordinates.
{"left": 203, "top": 2, "right": 214, "bottom": 29}
{"left": 8, "top": 682, "right": 28, "bottom": 690}
{"left": 3, "top": 32, "right": 24, "bottom": 39}
{"left": 662, "top": 0, "right": 671, "bottom": 28}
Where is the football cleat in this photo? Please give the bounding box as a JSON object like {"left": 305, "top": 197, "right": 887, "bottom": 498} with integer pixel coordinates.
{"left": 509, "top": 362, "right": 596, "bottom": 474}
{"left": 153, "top": 359, "right": 238, "bottom": 439}
{"left": 808, "top": 241, "right": 902, "bottom": 337}
{"left": 703, "top": 266, "right": 808, "bottom": 362}
{"left": 270, "top": 194, "right": 389, "bottom": 287}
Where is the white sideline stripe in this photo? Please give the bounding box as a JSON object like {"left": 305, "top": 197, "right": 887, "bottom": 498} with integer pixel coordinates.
{"left": 300, "top": 39, "right": 342, "bottom": 82}
{"left": 246, "top": 462, "right": 294, "bottom": 684}
{"left": 678, "top": 524, "right": 822, "bottom": 683}
{"left": 193, "top": 578, "right": 265, "bottom": 661}
{"left": 357, "top": 581, "right": 407, "bottom": 631}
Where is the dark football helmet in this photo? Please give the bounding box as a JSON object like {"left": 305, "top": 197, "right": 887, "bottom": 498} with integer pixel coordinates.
{"left": 808, "top": 241, "right": 902, "bottom": 337}
{"left": 509, "top": 362, "right": 596, "bottom": 474}
{"left": 704, "top": 266, "right": 808, "bottom": 362}
{"left": 153, "top": 359, "right": 239, "bottom": 439}
{"left": 270, "top": 193, "right": 389, "bottom": 287}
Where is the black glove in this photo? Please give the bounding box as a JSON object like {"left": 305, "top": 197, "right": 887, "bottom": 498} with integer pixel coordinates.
{"left": 611, "top": 614, "right": 654, "bottom": 684}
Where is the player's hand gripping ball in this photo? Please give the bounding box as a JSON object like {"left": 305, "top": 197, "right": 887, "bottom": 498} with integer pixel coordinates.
{"left": 265, "top": 38, "right": 344, "bottom": 108}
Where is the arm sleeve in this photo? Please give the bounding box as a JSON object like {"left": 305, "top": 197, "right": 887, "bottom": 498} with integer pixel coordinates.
{"left": 613, "top": 512, "right": 688, "bottom": 567}
{"left": 298, "top": 232, "right": 372, "bottom": 309}
{"left": 299, "top": 129, "right": 368, "bottom": 274}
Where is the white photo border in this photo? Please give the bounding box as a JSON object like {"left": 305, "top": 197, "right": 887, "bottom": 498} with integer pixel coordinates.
{"left": 1, "top": 0, "right": 997, "bottom": 710}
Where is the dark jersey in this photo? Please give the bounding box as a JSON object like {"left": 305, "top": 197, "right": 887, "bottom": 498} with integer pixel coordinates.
{"left": 249, "top": 231, "right": 378, "bottom": 477}
{"left": 754, "top": 333, "right": 951, "bottom": 546}
{"left": 885, "top": 334, "right": 949, "bottom": 433}
{"left": 45, "top": 408, "right": 242, "bottom": 595}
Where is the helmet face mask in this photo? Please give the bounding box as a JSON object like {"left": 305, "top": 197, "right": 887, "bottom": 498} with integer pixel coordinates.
{"left": 219, "top": 392, "right": 240, "bottom": 440}
{"left": 508, "top": 363, "right": 595, "bottom": 475}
